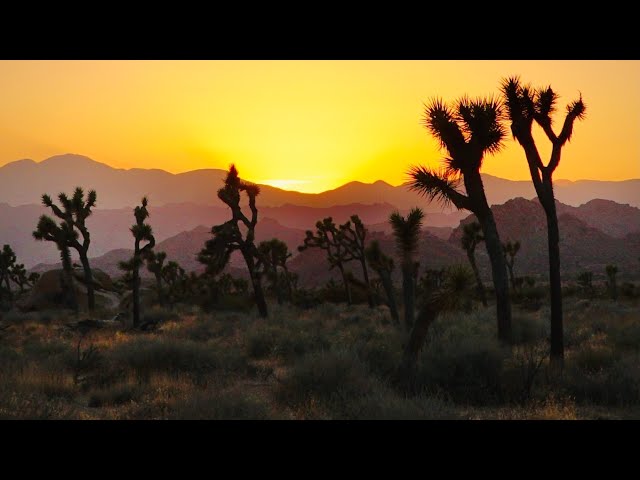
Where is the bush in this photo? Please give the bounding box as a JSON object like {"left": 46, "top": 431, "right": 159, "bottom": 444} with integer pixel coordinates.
{"left": 510, "top": 314, "right": 549, "bottom": 345}
{"left": 355, "top": 333, "right": 402, "bottom": 379}
{"left": 108, "top": 337, "right": 247, "bottom": 379}
{"left": 276, "top": 350, "right": 373, "bottom": 408}
{"left": 245, "top": 322, "right": 329, "bottom": 361}
{"left": 172, "top": 389, "right": 272, "bottom": 420}
{"left": 88, "top": 382, "right": 144, "bottom": 408}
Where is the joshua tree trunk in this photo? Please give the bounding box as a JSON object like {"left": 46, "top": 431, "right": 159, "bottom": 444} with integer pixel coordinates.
{"left": 467, "top": 250, "right": 487, "bottom": 307}
{"left": 336, "top": 262, "right": 352, "bottom": 305}
{"left": 154, "top": 272, "right": 164, "bottom": 306}
{"left": 379, "top": 270, "right": 399, "bottom": 324}
{"left": 401, "top": 262, "right": 415, "bottom": 330}
{"left": 465, "top": 171, "right": 511, "bottom": 342}
{"left": 59, "top": 245, "right": 78, "bottom": 313}
{"left": 78, "top": 251, "right": 95, "bottom": 311}
{"left": 395, "top": 302, "right": 438, "bottom": 391}
{"left": 507, "top": 263, "right": 516, "bottom": 291}
{"left": 359, "top": 258, "right": 374, "bottom": 308}
{"left": 544, "top": 199, "right": 563, "bottom": 367}
{"left": 283, "top": 266, "right": 293, "bottom": 301}
{"left": 132, "top": 263, "right": 141, "bottom": 327}
{"left": 251, "top": 272, "right": 268, "bottom": 317}
{"left": 274, "top": 272, "right": 284, "bottom": 306}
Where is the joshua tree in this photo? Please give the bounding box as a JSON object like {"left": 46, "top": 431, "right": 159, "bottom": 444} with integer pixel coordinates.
{"left": 119, "top": 197, "right": 156, "bottom": 327}
{"left": 409, "top": 97, "right": 512, "bottom": 343}
{"left": 389, "top": 208, "right": 424, "bottom": 330}
{"left": 299, "top": 217, "right": 354, "bottom": 305}
{"left": 503, "top": 240, "right": 521, "bottom": 292}
{"left": 576, "top": 271, "right": 594, "bottom": 299}
{"left": 605, "top": 264, "right": 618, "bottom": 301}
{"left": 9, "top": 263, "right": 38, "bottom": 293}
{"left": 257, "top": 238, "right": 292, "bottom": 304}
{"left": 340, "top": 215, "right": 374, "bottom": 308}
{"left": 33, "top": 218, "right": 78, "bottom": 312}
{"left": 162, "top": 260, "right": 187, "bottom": 308}
{"left": 198, "top": 165, "right": 268, "bottom": 317}
{"left": 502, "top": 77, "right": 586, "bottom": 366}
{"left": 0, "top": 244, "right": 17, "bottom": 299}
{"left": 396, "top": 264, "right": 476, "bottom": 390}
{"left": 40, "top": 188, "right": 97, "bottom": 311}
{"left": 365, "top": 240, "right": 399, "bottom": 323}
{"left": 461, "top": 221, "right": 487, "bottom": 307}
{"left": 145, "top": 250, "right": 167, "bottom": 305}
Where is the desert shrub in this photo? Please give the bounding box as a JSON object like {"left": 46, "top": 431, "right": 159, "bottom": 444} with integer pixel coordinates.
{"left": 142, "top": 309, "right": 181, "bottom": 326}
{"left": 245, "top": 324, "right": 281, "bottom": 358}
{"left": 291, "top": 288, "right": 323, "bottom": 309}
{"left": 23, "top": 339, "right": 71, "bottom": 360}
{"left": 355, "top": 332, "right": 402, "bottom": 379}
{"left": 335, "top": 388, "right": 458, "bottom": 420}
{"left": 0, "top": 389, "right": 76, "bottom": 420}
{"left": 172, "top": 388, "right": 272, "bottom": 420}
{"left": 88, "top": 382, "right": 144, "bottom": 408}
{"left": 510, "top": 314, "right": 549, "bottom": 345}
{"left": 108, "top": 337, "right": 247, "bottom": 379}
{"left": 608, "top": 322, "right": 640, "bottom": 351}
{"left": 245, "top": 321, "right": 329, "bottom": 361}
{"left": 0, "top": 345, "right": 23, "bottom": 372}
{"left": 563, "top": 354, "right": 640, "bottom": 406}
{"left": 571, "top": 345, "right": 620, "bottom": 374}
{"left": 416, "top": 332, "right": 509, "bottom": 404}
{"left": 276, "top": 350, "right": 373, "bottom": 408}
{"left": 620, "top": 282, "right": 638, "bottom": 299}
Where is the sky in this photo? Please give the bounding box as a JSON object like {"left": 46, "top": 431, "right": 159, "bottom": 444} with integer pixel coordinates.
{"left": 0, "top": 60, "right": 637, "bottom": 193}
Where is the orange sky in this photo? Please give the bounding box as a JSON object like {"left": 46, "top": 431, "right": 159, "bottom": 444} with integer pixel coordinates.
{"left": 0, "top": 60, "right": 637, "bottom": 193}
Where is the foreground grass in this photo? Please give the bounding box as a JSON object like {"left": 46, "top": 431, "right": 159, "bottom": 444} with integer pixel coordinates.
{"left": 0, "top": 299, "right": 638, "bottom": 419}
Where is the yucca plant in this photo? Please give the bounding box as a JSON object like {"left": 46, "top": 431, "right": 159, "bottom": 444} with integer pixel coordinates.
{"left": 409, "top": 96, "right": 511, "bottom": 342}
{"left": 365, "top": 240, "right": 399, "bottom": 323}
{"left": 461, "top": 221, "right": 487, "bottom": 307}
{"left": 389, "top": 208, "right": 424, "bottom": 329}
{"left": 501, "top": 76, "right": 586, "bottom": 366}
{"left": 198, "top": 165, "right": 268, "bottom": 317}
{"left": 38, "top": 187, "right": 97, "bottom": 311}
{"left": 258, "top": 238, "right": 293, "bottom": 305}
{"left": 145, "top": 250, "right": 167, "bottom": 305}
{"left": 299, "top": 217, "right": 354, "bottom": 305}
{"left": 502, "top": 240, "right": 521, "bottom": 292}
{"left": 340, "top": 215, "right": 374, "bottom": 308}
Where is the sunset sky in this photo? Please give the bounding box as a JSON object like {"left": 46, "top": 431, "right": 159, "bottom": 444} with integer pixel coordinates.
{"left": 0, "top": 60, "right": 637, "bottom": 193}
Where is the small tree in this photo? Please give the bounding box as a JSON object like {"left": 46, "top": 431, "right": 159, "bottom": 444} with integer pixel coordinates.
{"left": 33, "top": 217, "right": 78, "bottom": 312}
{"left": 389, "top": 208, "right": 424, "bottom": 330}
{"left": 461, "top": 221, "right": 487, "bottom": 307}
{"left": 605, "top": 264, "right": 618, "bottom": 301}
{"left": 145, "top": 250, "right": 167, "bottom": 306}
{"left": 340, "top": 215, "right": 374, "bottom": 308}
{"left": 40, "top": 188, "right": 98, "bottom": 311}
{"left": 299, "top": 217, "right": 354, "bottom": 305}
{"left": 198, "top": 165, "right": 268, "bottom": 317}
{"left": 365, "top": 240, "right": 399, "bottom": 323}
{"left": 503, "top": 240, "right": 521, "bottom": 292}
{"left": 162, "top": 260, "right": 187, "bottom": 308}
{"left": 576, "top": 271, "right": 594, "bottom": 299}
{"left": 119, "top": 197, "right": 155, "bottom": 327}
{"left": 0, "top": 245, "right": 17, "bottom": 301}
{"left": 9, "top": 263, "right": 38, "bottom": 293}
{"left": 257, "top": 238, "right": 292, "bottom": 305}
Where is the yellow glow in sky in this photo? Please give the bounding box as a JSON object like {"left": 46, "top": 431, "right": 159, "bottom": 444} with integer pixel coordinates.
{"left": 0, "top": 60, "right": 638, "bottom": 193}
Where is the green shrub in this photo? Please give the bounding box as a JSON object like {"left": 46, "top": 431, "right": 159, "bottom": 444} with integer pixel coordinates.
{"left": 108, "top": 337, "right": 247, "bottom": 379}
{"left": 172, "top": 389, "right": 272, "bottom": 420}
{"left": 276, "top": 350, "right": 373, "bottom": 408}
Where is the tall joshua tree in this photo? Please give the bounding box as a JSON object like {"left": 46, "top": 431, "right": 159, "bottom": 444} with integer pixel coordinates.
{"left": 409, "top": 97, "right": 512, "bottom": 342}
{"left": 340, "top": 215, "right": 374, "bottom": 308}
{"left": 502, "top": 77, "right": 586, "bottom": 365}
{"left": 40, "top": 188, "right": 97, "bottom": 311}
{"left": 0, "top": 245, "right": 16, "bottom": 296}
{"left": 145, "top": 250, "right": 167, "bottom": 305}
{"left": 502, "top": 240, "right": 521, "bottom": 291}
{"left": 389, "top": 208, "right": 424, "bottom": 330}
{"left": 365, "top": 240, "right": 399, "bottom": 323}
{"left": 119, "top": 197, "right": 156, "bottom": 327}
{"left": 33, "top": 218, "right": 78, "bottom": 312}
{"left": 198, "top": 165, "right": 268, "bottom": 318}
{"left": 461, "top": 221, "right": 487, "bottom": 307}
{"left": 258, "top": 238, "right": 292, "bottom": 305}
{"left": 299, "top": 217, "right": 354, "bottom": 305}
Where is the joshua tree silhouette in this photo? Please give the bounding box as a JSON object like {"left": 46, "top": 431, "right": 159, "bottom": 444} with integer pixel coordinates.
{"left": 605, "top": 264, "right": 618, "bottom": 301}
{"left": 461, "top": 221, "right": 487, "bottom": 307}
{"left": 502, "top": 240, "right": 521, "bottom": 292}
{"left": 38, "top": 188, "right": 97, "bottom": 311}
{"left": 299, "top": 217, "right": 354, "bottom": 305}
{"left": 198, "top": 165, "right": 268, "bottom": 317}
{"left": 409, "top": 97, "right": 512, "bottom": 343}
{"left": 340, "top": 215, "right": 374, "bottom": 308}
{"left": 389, "top": 208, "right": 424, "bottom": 330}
{"left": 258, "top": 238, "right": 293, "bottom": 305}
{"left": 502, "top": 76, "right": 586, "bottom": 366}
{"left": 365, "top": 239, "right": 399, "bottom": 323}
{"left": 0, "top": 245, "right": 17, "bottom": 303}
{"left": 119, "top": 197, "right": 156, "bottom": 327}
{"left": 145, "top": 250, "right": 167, "bottom": 306}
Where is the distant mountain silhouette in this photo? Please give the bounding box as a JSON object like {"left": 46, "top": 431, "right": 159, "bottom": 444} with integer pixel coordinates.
{"left": 1, "top": 154, "right": 638, "bottom": 210}
{"left": 450, "top": 198, "right": 640, "bottom": 280}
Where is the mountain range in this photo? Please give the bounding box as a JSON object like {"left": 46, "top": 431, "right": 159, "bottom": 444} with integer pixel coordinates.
{"left": 2, "top": 154, "right": 639, "bottom": 210}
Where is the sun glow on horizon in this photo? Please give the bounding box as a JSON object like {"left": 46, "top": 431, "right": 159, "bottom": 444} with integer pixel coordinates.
{"left": 0, "top": 60, "right": 638, "bottom": 193}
